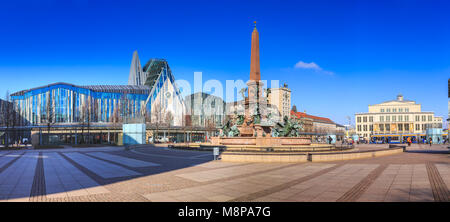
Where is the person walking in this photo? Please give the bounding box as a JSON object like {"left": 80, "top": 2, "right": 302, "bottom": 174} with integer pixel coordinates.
{"left": 407, "top": 137, "right": 411, "bottom": 146}
{"left": 429, "top": 138, "right": 433, "bottom": 147}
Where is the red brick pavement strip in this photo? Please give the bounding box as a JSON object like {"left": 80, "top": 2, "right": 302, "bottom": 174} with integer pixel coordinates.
{"left": 228, "top": 163, "right": 345, "bottom": 202}
{"left": 0, "top": 151, "right": 23, "bottom": 173}
{"left": 336, "top": 164, "right": 388, "bottom": 202}
{"left": 29, "top": 192, "right": 150, "bottom": 202}
{"left": 30, "top": 152, "right": 45, "bottom": 199}
{"left": 0, "top": 151, "right": 13, "bottom": 157}
{"left": 426, "top": 162, "right": 450, "bottom": 202}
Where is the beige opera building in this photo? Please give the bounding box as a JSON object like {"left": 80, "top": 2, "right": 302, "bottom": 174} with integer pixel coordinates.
{"left": 355, "top": 94, "right": 443, "bottom": 143}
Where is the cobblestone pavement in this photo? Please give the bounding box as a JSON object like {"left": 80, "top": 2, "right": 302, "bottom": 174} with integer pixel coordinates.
{"left": 0, "top": 144, "right": 448, "bottom": 202}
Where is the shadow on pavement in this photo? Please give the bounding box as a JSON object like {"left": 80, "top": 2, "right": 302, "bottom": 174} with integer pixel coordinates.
{"left": 0, "top": 145, "right": 215, "bottom": 200}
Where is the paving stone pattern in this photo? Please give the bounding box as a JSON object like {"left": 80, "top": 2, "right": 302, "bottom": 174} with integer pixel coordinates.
{"left": 0, "top": 145, "right": 448, "bottom": 202}
{"left": 62, "top": 152, "right": 140, "bottom": 179}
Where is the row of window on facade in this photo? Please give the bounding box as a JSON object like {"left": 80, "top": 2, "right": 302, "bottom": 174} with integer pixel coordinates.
{"left": 380, "top": 108, "right": 409, "bottom": 113}
{"left": 357, "top": 123, "right": 442, "bottom": 132}
{"left": 357, "top": 115, "right": 434, "bottom": 123}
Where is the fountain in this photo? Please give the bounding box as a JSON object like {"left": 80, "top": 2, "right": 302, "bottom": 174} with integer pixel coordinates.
{"left": 210, "top": 22, "right": 314, "bottom": 148}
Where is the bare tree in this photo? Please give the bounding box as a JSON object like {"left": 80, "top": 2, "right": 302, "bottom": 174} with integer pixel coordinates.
{"left": 11, "top": 100, "right": 19, "bottom": 147}
{"left": 206, "top": 117, "right": 216, "bottom": 141}
{"left": 165, "top": 111, "right": 174, "bottom": 142}
{"left": 144, "top": 104, "right": 152, "bottom": 124}
{"left": 79, "top": 96, "right": 92, "bottom": 144}
{"left": 112, "top": 102, "right": 120, "bottom": 126}
{"left": 292, "top": 105, "right": 298, "bottom": 113}
{"left": 2, "top": 91, "right": 12, "bottom": 148}
{"left": 151, "top": 103, "right": 163, "bottom": 142}
{"left": 45, "top": 92, "right": 55, "bottom": 145}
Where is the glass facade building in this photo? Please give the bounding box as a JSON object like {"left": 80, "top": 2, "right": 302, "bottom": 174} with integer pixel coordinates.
{"left": 11, "top": 55, "right": 186, "bottom": 127}
{"left": 11, "top": 83, "right": 152, "bottom": 125}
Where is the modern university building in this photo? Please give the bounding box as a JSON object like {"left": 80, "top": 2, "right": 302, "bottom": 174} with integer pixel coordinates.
{"left": 6, "top": 51, "right": 213, "bottom": 146}
{"left": 11, "top": 83, "right": 151, "bottom": 125}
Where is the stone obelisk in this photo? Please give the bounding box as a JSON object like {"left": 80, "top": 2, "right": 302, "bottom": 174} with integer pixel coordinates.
{"left": 247, "top": 21, "right": 264, "bottom": 106}
{"left": 245, "top": 21, "right": 265, "bottom": 138}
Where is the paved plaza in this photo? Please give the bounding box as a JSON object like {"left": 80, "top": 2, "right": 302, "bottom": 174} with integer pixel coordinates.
{"left": 0, "top": 144, "right": 448, "bottom": 202}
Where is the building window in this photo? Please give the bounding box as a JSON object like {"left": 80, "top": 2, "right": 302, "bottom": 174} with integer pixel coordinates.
{"left": 422, "top": 115, "right": 426, "bottom": 121}
{"left": 399, "top": 108, "right": 403, "bottom": 112}
{"left": 399, "top": 115, "right": 403, "bottom": 122}
{"left": 380, "top": 124, "right": 384, "bottom": 131}
{"left": 428, "top": 115, "right": 432, "bottom": 122}
{"left": 357, "top": 117, "right": 361, "bottom": 123}
{"left": 357, "top": 125, "right": 362, "bottom": 131}
{"left": 415, "top": 124, "right": 420, "bottom": 131}
{"left": 363, "top": 117, "right": 367, "bottom": 122}
{"left": 369, "top": 125, "right": 373, "bottom": 131}
{"left": 385, "top": 124, "right": 390, "bottom": 131}
{"left": 387, "top": 108, "right": 391, "bottom": 112}
{"left": 363, "top": 125, "right": 367, "bottom": 131}
{"left": 369, "top": 116, "right": 373, "bottom": 122}
{"left": 386, "top": 116, "right": 390, "bottom": 122}
{"left": 405, "top": 108, "right": 409, "bottom": 112}
{"left": 392, "top": 116, "right": 396, "bottom": 122}
{"left": 380, "top": 116, "right": 384, "bottom": 122}
{"left": 393, "top": 108, "right": 397, "bottom": 112}
{"left": 405, "top": 115, "right": 409, "bottom": 121}
{"left": 381, "top": 109, "right": 385, "bottom": 112}
{"left": 415, "top": 115, "right": 419, "bottom": 121}
{"left": 398, "top": 124, "right": 403, "bottom": 131}
{"left": 405, "top": 124, "right": 409, "bottom": 131}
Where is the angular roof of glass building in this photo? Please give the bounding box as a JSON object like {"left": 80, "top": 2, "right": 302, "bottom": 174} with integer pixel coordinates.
{"left": 11, "top": 82, "right": 151, "bottom": 97}
{"left": 142, "top": 59, "right": 170, "bottom": 88}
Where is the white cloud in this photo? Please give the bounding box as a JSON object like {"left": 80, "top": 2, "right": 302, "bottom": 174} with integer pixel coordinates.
{"left": 294, "top": 60, "right": 334, "bottom": 75}
{"left": 295, "top": 61, "right": 321, "bottom": 70}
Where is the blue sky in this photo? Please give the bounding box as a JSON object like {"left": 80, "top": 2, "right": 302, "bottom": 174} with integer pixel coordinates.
{"left": 0, "top": 0, "right": 449, "bottom": 125}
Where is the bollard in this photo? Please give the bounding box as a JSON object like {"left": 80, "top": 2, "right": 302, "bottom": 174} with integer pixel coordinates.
{"left": 213, "top": 147, "right": 219, "bottom": 160}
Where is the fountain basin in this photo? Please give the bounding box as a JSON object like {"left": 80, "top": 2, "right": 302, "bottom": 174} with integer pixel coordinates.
{"left": 211, "top": 136, "right": 311, "bottom": 146}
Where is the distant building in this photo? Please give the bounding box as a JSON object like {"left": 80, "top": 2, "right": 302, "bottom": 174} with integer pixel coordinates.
{"left": 184, "top": 92, "right": 225, "bottom": 128}
{"left": 335, "top": 123, "right": 346, "bottom": 135}
{"left": 290, "top": 110, "right": 344, "bottom": 135}
{"left": 267, "top": 83, "right": 291, "bottom": 118}
{"left": 355, "top": 94, "right": 443, "bottom": 143}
